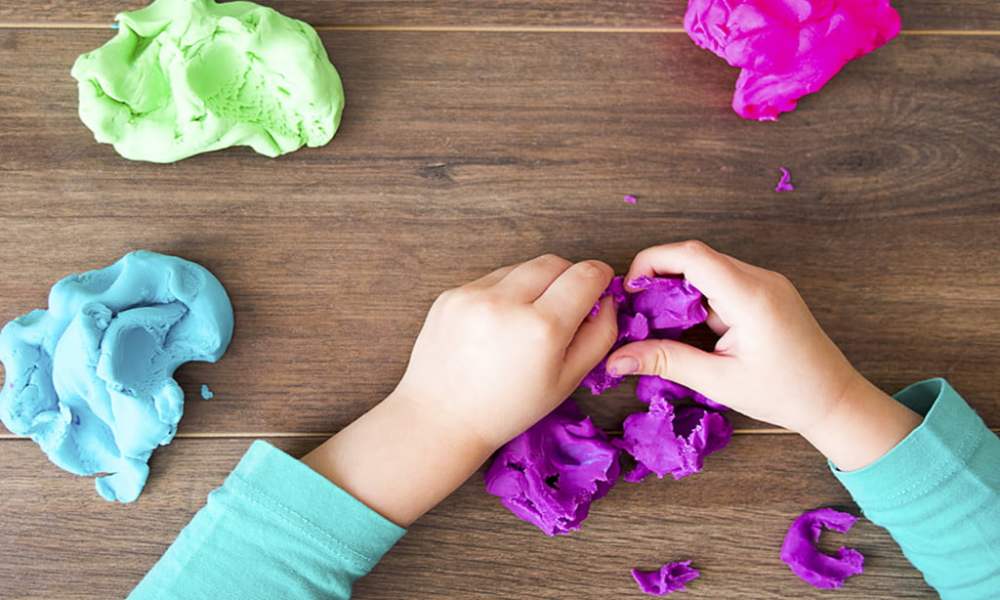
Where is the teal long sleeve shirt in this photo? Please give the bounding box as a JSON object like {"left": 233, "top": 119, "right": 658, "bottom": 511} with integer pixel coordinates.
{"left": 831, "top": 379, "right": 1000, "bottom": 598}
{"left": 129, "top": 379, "right": 999, "bottom": 599}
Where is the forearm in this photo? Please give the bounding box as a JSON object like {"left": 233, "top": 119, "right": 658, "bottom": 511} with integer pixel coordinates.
{"left": 303, "top": 390, "right": 496, "bottom": 527}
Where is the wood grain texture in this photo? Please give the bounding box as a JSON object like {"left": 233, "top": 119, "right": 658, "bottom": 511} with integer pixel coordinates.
{"left": 1, "top": 31, "right": 997, "bottom": 434}
{"left": 0, "top": 0, "right": 998, "bottom": 31}
{"left": 0, "top": 435, "right": 934, "bottom": 599}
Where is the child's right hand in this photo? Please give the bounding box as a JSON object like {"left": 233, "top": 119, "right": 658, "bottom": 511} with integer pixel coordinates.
{"left": 606, "top": 241, "right": 920, "bottom": 470}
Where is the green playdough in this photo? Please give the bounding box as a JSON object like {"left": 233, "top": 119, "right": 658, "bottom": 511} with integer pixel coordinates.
{"left": 71, "top": 0, "right": 344, "bottom": 163}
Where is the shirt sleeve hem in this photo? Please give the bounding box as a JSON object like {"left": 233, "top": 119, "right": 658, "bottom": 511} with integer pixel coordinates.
{"left": 224, "top": 441, "right": 406, "bottom": 570}
{"left": 829, "top": 378, "right": 988, "bottom": 510}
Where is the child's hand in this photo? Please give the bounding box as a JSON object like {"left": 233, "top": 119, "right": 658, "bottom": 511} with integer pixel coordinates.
{"left": 606, "top": 241, "right": 919, "bottom": 470}
{"left": 394, "top": 254, "right": 618, "bottom": 451}
{"left": 304, "top": 255, "right": 617, "bottom": 526}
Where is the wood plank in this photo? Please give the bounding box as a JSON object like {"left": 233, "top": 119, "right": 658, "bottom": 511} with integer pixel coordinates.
{"left": 1, "top": 0, "right": 998, "bottom": 32}
{"left": 0, "top": 435, "right": 934, "bottom": 599}
{"left": 0, "top": 31, "right": 997, "bottom": 433}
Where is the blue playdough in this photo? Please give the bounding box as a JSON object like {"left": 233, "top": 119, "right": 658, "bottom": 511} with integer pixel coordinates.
{"left": 0, "top": 251, "right": 233, "bottom": 502}
{"left": 200, "top": 384, "right": 214, "bottom": 400}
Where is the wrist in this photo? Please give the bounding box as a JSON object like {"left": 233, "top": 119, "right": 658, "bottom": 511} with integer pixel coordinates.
{"left": 387, "top": 384, "right": 500, "bottom": 458}
{"left": 302, "top": 389, "right": 495, "bottom": 527}
{"left": 800, "top": 375, "right": 921, "bottom": 472}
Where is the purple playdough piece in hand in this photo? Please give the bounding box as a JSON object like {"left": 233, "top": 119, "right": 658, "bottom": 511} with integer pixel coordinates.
{"left": 631, "top": 561, "right": 700, "bottom": 596}
{"left": 615, "top": 398, "right": 732, "bottom": 482}
{"left": 583, "top": 276, "right": 706, "bottom": 395}
{"left": 781, "top": 507, "right": 865, "bottom": 588}
{"left": 684, "top": 0, "right": 901, "bottom": 121}
{"left": 484, "top": 399, "right": 621, "bottom": 536}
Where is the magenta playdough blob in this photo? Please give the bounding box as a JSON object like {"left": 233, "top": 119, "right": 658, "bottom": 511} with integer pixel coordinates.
{"left": 684, "top": 0, "right": 901, "bottom": 121}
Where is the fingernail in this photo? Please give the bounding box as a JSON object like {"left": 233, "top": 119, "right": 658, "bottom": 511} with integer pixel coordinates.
{"left": 609, "top": 357, "right": 639, "bottom": 376}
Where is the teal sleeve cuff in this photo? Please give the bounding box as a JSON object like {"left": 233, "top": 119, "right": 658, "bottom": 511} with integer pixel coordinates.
{"left": 830, "top": 378, "right": 990, "bottom": 510}
{"left": 227, "top": 440, "right": 406, "bottom": 570}
{"left": 129, "top": 441, "right": 406, "bottom": 600}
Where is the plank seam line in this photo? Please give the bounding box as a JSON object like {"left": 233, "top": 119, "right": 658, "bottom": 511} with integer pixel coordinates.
{"left": 0, "top": 23, "right": 998, "bottom": 35}
{"left": 2, "top": 428, "right": 998, "bottom": 440}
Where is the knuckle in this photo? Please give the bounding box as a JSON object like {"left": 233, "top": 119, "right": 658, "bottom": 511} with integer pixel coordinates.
{"left": 538, "top": 253, "right": 571, "bottom": 269}
{"left": 526, "top": 313, "right": 560, "bottom": 341}
{"left": 434, "top": 288, "right": 460, "bottom": 306}
{"left": 576, "top": 260, "right": 610, "bottom": 280}
{"left": 682, "top": 240, "right": 711, "bottom": 256}
{"left": 651, "top": 345, "right": 671, "bottom": 377}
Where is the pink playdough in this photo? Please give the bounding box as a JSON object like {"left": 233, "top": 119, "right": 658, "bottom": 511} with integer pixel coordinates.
{"left": 684, "top": 0, "right": 901, "bottom": 120}
{"left": 775, "top": 167, "right": 795, "bottom": 192}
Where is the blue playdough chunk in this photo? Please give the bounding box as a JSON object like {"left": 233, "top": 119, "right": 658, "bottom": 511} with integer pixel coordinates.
{"left": 0, "top": 251, "right": 233, "bottom": 503}
{"left": 200, "top": 384, "right": 214, "bottom": 400}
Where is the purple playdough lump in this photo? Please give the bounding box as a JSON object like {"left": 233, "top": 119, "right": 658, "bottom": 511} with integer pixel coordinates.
{"left": 775, "top": 167, "right": 795, "bottom": 192}
{"left": 484, "top": 399, "right": 620, "bottom": 536}
{"left": 588, "top": 276, "right": 732, "bottom": 482}
{"left": 636, "top": 374, "right": 728, "bottom": 411}
{"left": 684, "top": 0, "right": 901, "bottom": 121}
{"left": 582, "top": 276, "right": 706, "bottom": 395}
{"left": 490, "top": 275, "right": 732, "bottom": 533}
{"left": 615, "top": 398, "right": 732, "bottom": 482}
{"left": 631, "top": 561, "right": 700, "bottom": 596}
{"left": 781, "top": 507, "right": 865, "bottom": 589}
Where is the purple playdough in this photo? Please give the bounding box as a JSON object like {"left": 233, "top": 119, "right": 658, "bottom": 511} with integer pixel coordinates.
{"left": 636, "top": 375, "right": 728, "bottom": 411}
{"left": 582, "top": 276, "right": 707, "bottom": 395}
{"left": 484, "top": 399, "right": 620, "bottom": 536}
{"left": 781, "top": 507, "right": 865, "bottom": 589}
{"left": 489, "top": 275, "right": 732, "bottom": 533}
{"left": 615, "top": 398, "right": 732, "bottom": 482}
{"left": 631, "top": 561, "right": 700, "bottom": 596}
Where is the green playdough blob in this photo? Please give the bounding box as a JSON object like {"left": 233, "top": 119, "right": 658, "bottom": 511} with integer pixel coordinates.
{"left": 70, "top": 0, "right": 344, "bottom": 163}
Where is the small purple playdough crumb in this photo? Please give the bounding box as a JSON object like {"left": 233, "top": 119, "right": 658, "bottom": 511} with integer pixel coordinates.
{"left": 624, "top": 194, "right": 638, "bottom": 205}
{"left": 615, "top": 398, "right": 732, "bottom": 482}
{"left": 781, "top": 507, "right": 865, "bottom": 589}
{"left": 775, "top": 167, "right": 795, "bottom": 192}
{"left": 484, "top": 399, "right": 620, "bottom": 536}
{"left": 631, "top": 561, "right": 700, "bottom": 596}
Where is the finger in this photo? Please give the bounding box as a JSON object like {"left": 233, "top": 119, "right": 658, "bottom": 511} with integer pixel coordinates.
{"left": 625, "top": 240, "right": 750, "bottom": 302}
{"left": 496, "top": 254, "right": 573, "bottom": 301}
{"left": 466, "top": 264, "right": 517, "bottom": 289}
{"left": 561, "top": 295, "right": 618, "bottom": 388}
{"left": 705, "top": 305, "right": 730, "bottom": 336}
{"left": 605, "top": 339, "right": 732, "bottom": 399}
{"left": 536, "top": 260, "right": 613, "bottom": 331}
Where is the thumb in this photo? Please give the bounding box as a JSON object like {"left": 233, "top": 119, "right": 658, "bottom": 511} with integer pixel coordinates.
{"left": 606, "top": 339, "right": 728, "bottom": 398}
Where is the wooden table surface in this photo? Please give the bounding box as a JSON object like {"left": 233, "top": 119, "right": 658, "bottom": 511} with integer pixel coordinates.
{"left": 1, "top": 1, "right": 998, "bottom": 598}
